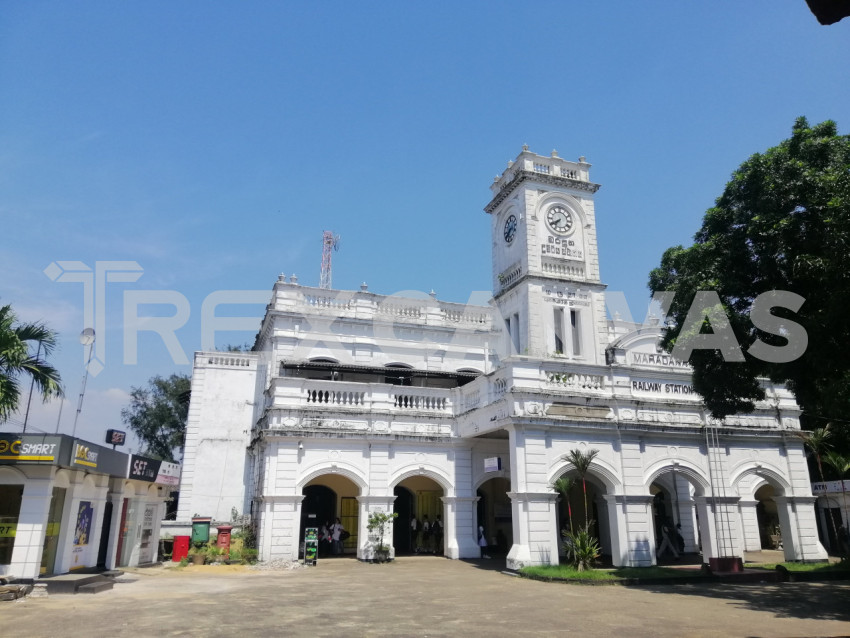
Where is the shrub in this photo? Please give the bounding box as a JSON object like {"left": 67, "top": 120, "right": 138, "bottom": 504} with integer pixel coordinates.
{"left": 562, "top": 524, "right": 600, "bottom": 572}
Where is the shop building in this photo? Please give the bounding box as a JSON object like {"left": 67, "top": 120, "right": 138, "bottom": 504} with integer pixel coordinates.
{"left": 177, "top": 147, "right": 826, "bottom": 568}
{"left": 0, "top": 433, "right": 176, "bottom": 580}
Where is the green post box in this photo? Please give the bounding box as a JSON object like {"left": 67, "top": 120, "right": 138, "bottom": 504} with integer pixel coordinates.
{"left": 191, "top": 517, "right": 212, "bottom": 545}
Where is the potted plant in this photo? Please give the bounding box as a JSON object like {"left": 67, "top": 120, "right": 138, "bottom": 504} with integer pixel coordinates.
{"left": 367, "top": 510, "right": 398, "bottom": 563}
{"left": 188, "top": 544, "right": 206, "bottom": 566}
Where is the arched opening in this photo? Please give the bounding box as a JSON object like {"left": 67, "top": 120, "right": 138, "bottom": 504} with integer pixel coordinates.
{"left": 755, "top": 484, "right": 782, "bottom": 550}
{"left": 552, "top": 470, "right": 611, "bottom": 562}
{"left": 396, "top": 475, "right": 445, "bottom": 555}
{"left": 301, "top": 474, "right": 360, "bottom": 557}
{"left": 392, "top": 486, "right": 415, "bottom": 554}
{"left": 477, "top": 477, "right": 512, "bottom": 557}
{"left": 649, "top": 469, "right": 703, "bottom": 564}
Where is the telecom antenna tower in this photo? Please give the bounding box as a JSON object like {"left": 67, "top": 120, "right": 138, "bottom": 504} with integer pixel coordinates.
{"left": 320, "top": 231, "right": 340, "bottom": 289}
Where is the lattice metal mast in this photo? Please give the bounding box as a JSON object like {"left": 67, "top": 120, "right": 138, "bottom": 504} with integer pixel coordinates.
{"left": 320, "top": 231, "right": 340, "bottom": 289}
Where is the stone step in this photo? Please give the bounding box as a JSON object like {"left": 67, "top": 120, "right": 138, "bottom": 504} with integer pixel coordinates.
{"left": 77, "top": 581, "right": 114, "bottom": 594}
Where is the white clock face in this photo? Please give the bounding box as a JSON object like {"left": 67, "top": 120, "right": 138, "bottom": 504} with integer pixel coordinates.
{"left": 504, "top": 214, "right": 517, "bottom": 243}
{"left": 546, "top": 205, "right": 573, "bottom": 235}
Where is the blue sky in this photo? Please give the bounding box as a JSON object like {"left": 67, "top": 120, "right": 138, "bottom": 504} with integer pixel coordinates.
{"left": 2, "top": 2, "right": 848, "bottom": 448}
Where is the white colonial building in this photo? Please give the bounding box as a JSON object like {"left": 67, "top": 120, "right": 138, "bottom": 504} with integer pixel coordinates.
{"left": 176, "top": 147, "right": 826, "bottom": 569}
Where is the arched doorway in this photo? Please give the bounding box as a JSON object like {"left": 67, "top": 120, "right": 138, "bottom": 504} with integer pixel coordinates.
{"left": 477, "top": 477, "right": 512, "bottom": 556}
{"left": 395, "top": 475, "right": 445, "bottom": 555}
{"left": 301, "top": 474, "right": 360, "bottom": 557}
{"left": 648, "top": 468, "right": 706, "bottom": 564}
{"left": 755, "top": 484, "right": 782, "bottom": 550}
{"left": 552, "top": 471, "right": 611, "bottom": 561}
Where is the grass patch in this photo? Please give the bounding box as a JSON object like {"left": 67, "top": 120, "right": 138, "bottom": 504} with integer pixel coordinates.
{"left": 520, "top": 565, "right": 697, "bottom": 581}
{"left": 521, "top": 565, "right": 617, "bottom": 580}
{"left": 746, "top": 561, "right": 849, "bottom": 572}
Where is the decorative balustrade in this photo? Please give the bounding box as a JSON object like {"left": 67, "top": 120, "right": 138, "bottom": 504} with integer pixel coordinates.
{"left": 392, "top": 393, "right": 449, "bottom": 411}
{"left": 303, "top": 293, "right": 354, "bottom": 310}
{"left": 305, "top": 388, "right": 366, "bottom": 406}
{"left": 440, "top": 305, "right": 492, "bottom": 325}
{"left": 541, "top": 259, "right": 584, "bottom": 279}
{"left": 546, "top": 372, "right": 604, "bottom": 391}
{"left": 377, "top": 302, "right": 422, "bottom": 319}
{"left": 266, "top": 378, "right": 454, "bottom": 415}
{"left": 205, "top": 354, "right": 254, "bottom": 367}
{"left": 498, "top": 262, "right": 523, "bottom": 289}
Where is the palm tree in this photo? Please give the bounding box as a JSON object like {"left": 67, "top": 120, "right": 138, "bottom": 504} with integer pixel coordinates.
{"left": 823, "top": 450, "right": 850, "bottom": 556}
{"left": 553, "top": 476, "right": 576, "bottom": 534}
{"left": 565, "top": 448, "right": 600, "bottom": 526}
{"left": 797, "top": 426, "right": 837, "bottom": 551}
{"left": 0, "top": 303, "right": 63, "bottom": 422}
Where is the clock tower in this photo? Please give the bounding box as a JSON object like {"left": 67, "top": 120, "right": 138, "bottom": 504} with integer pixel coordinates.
{"left": 486, "top": 146, "right": 608, "bottom": 364}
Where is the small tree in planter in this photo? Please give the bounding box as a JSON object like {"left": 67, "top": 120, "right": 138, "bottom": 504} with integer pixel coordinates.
{"left": 367, "top": 510, "right": 398, "bottom": 563}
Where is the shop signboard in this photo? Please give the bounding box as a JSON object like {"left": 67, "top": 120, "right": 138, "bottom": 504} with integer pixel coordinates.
{"left": 69, "top": 439, "right": 128, "bottom": 476}
{"left": 0, "top": 433, "right": 66, "bottom": 465}
{"left": 129, "top": 454, "right": 181, "bottom": 486}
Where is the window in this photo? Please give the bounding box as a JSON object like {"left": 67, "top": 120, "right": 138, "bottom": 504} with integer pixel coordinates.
{"left": 570, "top": 310, "right": 581, "bottom": 357}
{"left": 554, "top": 307, "right": 565, "bottom": 354}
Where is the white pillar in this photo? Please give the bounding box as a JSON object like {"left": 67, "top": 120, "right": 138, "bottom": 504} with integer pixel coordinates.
{"left": 261, "top": 495, "right": 303, "bottom": 561}
{"left": 506, "top": 492, "right": 559, "bottom": 569}
{"left": 8, "top": 475, "right": 54, "bottom": 580}
{"left": 606, "top": 494, "right": 654, "bottom": 567}
{"left": 775, "top": 495, "right": 828, "bottom": 562}
{"left": 442, "top": 496, "right": 479, "bottom": 559}
{"left": 738, "top": 499, "right": 761, "bottom": 551}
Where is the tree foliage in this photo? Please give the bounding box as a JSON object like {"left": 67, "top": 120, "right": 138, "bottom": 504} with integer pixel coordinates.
{"left": 649, "top": 118, "right": 850, "bottom": 422}
{"left": 0, "top": 303, "right": 62, "bottom": 422}
{"left": 121, "top": 374, "right": 190, "bottom": 462}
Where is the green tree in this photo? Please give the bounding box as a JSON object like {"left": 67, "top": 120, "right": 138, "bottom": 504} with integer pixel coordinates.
{"left": 565, "top": 448, "right": 600, "bottom": 526}
{"left": 649, "top": 118, "right": 850, "bottom": 422}
{"left": 553, "top": 476, "right": 576, "bottom": 534}
{"left": 0, "top": 303, "right": 62, "bottom": 422}
{"left": 121, "top": 374, "right": 191, "bottom": 462}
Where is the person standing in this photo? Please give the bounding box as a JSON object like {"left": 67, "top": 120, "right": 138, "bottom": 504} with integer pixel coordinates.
{"left": 433, "top": 515, "right": 444, "bottom": 555}
{"left": 422, "top": 515, "right": 431, "bottom": 553}
{"left": 410, "top": 515, "right": 420, "bottom": 553}
{"left": 478, "top": 525, "right": 490, "bottom": 559}
{"left": 331, "top": 517, "right": 345, "bottom": 555}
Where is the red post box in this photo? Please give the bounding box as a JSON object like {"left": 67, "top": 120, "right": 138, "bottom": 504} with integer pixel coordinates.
{"left": 173, "top": 535, "right": 190, "bottom": 562}
{"left": 216, "top": 525, "right": 233, "bottom": 557}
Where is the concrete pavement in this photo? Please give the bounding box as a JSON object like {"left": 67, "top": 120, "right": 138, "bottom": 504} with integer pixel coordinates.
{"left": 4, "top": 556, "right": 850, "bottom": 637}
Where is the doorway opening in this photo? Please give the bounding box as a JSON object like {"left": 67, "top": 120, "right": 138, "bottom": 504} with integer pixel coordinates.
{"left": 301, "top": 474, "right": 360, "bottom": 557}
{"left": 395, "top": 476, "right": 445, "bottom": 555}
{"left": 477, "top": 477, "right": 512, "bottom": 556}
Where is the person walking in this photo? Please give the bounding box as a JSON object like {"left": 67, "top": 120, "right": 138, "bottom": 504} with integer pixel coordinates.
{"left": 656, "top": 518, "right": 680, "bottom": 560}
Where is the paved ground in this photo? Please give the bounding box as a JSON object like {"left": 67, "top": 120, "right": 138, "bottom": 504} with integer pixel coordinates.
{"left": 5, "top": 557, "right": 850, "bottom": 637}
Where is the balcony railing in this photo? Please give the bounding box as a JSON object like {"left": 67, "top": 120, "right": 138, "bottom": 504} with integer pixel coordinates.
{"left": 265, "top": 377, "right": 454, "bottom": 415}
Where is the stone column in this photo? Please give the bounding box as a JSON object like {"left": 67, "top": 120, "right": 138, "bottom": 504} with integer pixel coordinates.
{"left": 694, "top": 495, "right": 744, "bottom": 562}
{"left": 8, "top": 472, "right": 54, "bottom": 580}
{"left": 506, "top": 492, "right": 559, "bottom": 569}
{"left": 775, "top": 495, "right": 828, "bottom": 562}
{"left": 506, "top": 427, "right": 558, "bottom": 569}
{"left": 442, "top": 496, "right": 479, "bottom": 559}
{"left": 737, "top": 499, "right": 761, "bottom": 551}
{"left": 604, "top": 494, "right": 654, "bottom": 566}
{"left": 262, "top": 494, "right": 304, "bottom": 561}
